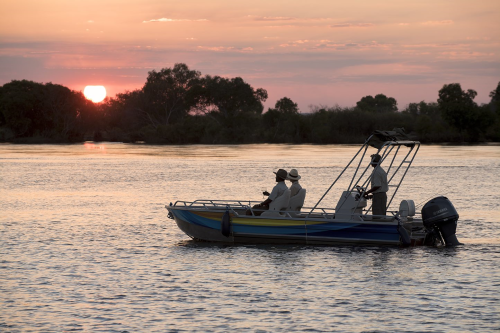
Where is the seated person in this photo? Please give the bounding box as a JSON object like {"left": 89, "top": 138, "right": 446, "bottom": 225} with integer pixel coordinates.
{"left": 248, "top": 169, "right": 288, "bottom": 215}
{"left": 287, "top": 168, "right": 302, "bottom": 197}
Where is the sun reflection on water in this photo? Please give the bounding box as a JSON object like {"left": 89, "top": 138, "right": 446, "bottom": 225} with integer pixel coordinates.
{"left": 84, "top": 142, "right": 106, "bottom": 152}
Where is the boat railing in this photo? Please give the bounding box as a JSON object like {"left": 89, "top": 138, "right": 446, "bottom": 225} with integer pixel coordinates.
{"left": 308, "top": 134, "right": 420, "bottom": 217}
{"left": 170, "top": 200, "right": 340, "bottom": 220}
{"left": 168, "top": 200, "right": 406, "bottom": 222}
{"left": 172, "top": 199, "right": 259, "bottom": 209}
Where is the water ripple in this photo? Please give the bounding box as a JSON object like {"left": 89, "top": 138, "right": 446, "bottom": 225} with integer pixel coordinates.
{"left": 1, "top": 144, "right": 499, "bottom": 332}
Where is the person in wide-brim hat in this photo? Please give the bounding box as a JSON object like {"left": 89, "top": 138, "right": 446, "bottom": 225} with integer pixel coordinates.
{"left": 247, "top": 169, "right": 289, "bottom": 215}
{"left": 287, "top": 168, "right": 302, "bottom": 197}
{"left": 273, "top": 168, "right": 288, "bottom": 181}
{"left": 287, "top": 168, "right": 301, "bottom": 181}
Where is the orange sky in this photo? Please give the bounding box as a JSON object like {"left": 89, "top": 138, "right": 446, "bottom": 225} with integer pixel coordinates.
{"left": 1, "top": 0, "right": 499, "bottom": 111}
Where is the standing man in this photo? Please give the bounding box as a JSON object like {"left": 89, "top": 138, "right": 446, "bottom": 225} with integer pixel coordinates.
{"left": 364, "top": 154, "right": 388, "bottom": 216}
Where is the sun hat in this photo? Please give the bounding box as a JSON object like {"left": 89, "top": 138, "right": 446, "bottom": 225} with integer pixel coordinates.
{"left": 273, "top": 169, "right": 288, "bottom": 180}
{"left": 287, "top": 168, "right": 301, "bottom": 180}
{"left": 371, "top": 154, "right": 382, "bottom": 164}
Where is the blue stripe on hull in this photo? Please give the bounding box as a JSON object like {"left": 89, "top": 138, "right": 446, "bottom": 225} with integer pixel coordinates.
{"left": 307, "top": 222, "right": 400, "bottom": 242}
{"left": 173, "top": 209, "right": 216, "bottom": 228}
{"left": 232, "top": 224, "right": 307, "bottom": 236}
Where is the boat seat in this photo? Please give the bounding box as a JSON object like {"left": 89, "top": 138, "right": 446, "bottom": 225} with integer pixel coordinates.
{"left": 287, "top": 188, "right": 306, "bottom": 217}
{"left": 261, "top": 190, "right": 291, "bottom": 217}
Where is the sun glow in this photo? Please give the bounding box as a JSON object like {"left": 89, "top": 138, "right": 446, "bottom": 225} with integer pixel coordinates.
{"left": 84, "top": 85, "right": 107, "bottom": 103}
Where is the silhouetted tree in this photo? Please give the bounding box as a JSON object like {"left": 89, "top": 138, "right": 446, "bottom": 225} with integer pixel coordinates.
{"left": 195, "top": 75, "right": 268, "bottom": 119}
{"left": 403, "top": 101, "right": 440, "bottom": 117}
{"left": 142, "top": 63, "right": 201, "bottom": 127}
{"left": 489, "top": 81, "right": 500, "bottom": 115}
{"left": 43, "top": 83, "right": 90, "bottom": 139}
{"left": 438, "top": 83, "right": 481, "bottom": 140}
{"left": 190, "top": 75, "right": 267, "bottom": 143}
{"left": 100, "top": 90, "right": 147, "bottom": 141}
{"left": 0, "top": 80, "right": 44, "bottom": 137}
{"left": 262, "top": 97, "right": 304, "bottom": 142}
{"left": 0, "top": 80, "right": 88, "bottom": 141}
{"left": 274, "top": 97, "right": 299, "bottom": 114}
{"left": 356, "top": 94, "right": 398, "bottom": 113}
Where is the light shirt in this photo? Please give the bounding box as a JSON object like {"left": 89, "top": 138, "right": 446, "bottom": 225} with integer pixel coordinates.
{"left": 269, "top": 181, "right": 288, "bottom": 201}
{"left": 290, "top": 181, "right": 302, "bottom": 197}
{"left": 371, "top": 166, "right": 388, "bottom": 193}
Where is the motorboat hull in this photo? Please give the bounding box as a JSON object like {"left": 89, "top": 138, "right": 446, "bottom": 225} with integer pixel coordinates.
{"left": 167, "top": 207, "right": 422, "bottom": 246}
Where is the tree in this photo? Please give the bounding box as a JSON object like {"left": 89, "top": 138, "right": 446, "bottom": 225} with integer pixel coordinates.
{"left": 195, "top": 75, "right": 268, "bottom": 119}
{"left": 404, "top": 102, "right": 419, "bottom": 116}
{"left": 262, "top": 97, "right": 303, "bottom": 142}
{"left": 274, "top": 97, "right": 299, "bottom": 114}
{"left": 489, "top": 81, "right": 500, "bottom": 115}
{"left": 0, "top": 80, "right": 87, "bottom": 140}
{"left": 184, "top": 75, "right": 266, "bottom": 143}
{"left": 142, "top": 63, "right": 201, "bottom": 127}
{"left": 356, "top": 94, "right": 398, "bottom": 113}
{"left": 438, "top": 83, "right": 479, "bottom": 138}
{"left": 403, "top": 101, "right": 440, "bottom": 116}
{"left": 103, "top": 90, "right": 147, "bottom": 131}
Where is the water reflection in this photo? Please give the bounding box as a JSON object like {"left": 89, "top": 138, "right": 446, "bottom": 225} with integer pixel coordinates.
{"left": 83, "top": 142, "right": 107, "bottom": 152}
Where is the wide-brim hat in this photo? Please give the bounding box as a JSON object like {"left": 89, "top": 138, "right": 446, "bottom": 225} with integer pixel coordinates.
{"left": 287, "top": 168, "right": 301, "bottom": 180}
{"left": 371, "top": 154, "right": 382, "bottom": 164}
{"left": 273, "top": 169, "right": 288, "bottom": 180}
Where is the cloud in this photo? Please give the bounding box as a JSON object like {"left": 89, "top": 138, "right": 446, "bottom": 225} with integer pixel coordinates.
{"left": 466, "top": 36, "right": 491, "bottom": 41}
{"left": 277, "top": 39, "right": 390, "bottom": 50}
{"left": 421, "top": 20, "right": 453, "bottom": 26}
{"left": 402, "top": 43, "right": 470, "bottom": 49}
{"left": 143, "top": 18, "right": 208, "bottom": 23}
{"left": 250, "top": 15, "right": 332, "bottom": 22}
{"left": 196, "top": 46, "right": 253, "bottom": 52}
{"left": 329, "top": 23, "right": 374, "bottom": 28}
{"left": 197, "top": 46, "right": 234, "bottom": 52}
{"left": 264, "top": 25, "right": 298, "bottom": 29}
{"left": 29, "top": 51, "right": 61, "bottom": 54}
{"left": 438, "top": 51, "right": 495, "bottom": 60}
{"left": 253, "top": 16, "right": 296, "bottom": 21}
{"left": 248, "top": 15, "right": 333, "bottom": 28}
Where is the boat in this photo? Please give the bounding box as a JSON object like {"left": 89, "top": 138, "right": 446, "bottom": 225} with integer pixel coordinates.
{"left": 166, "top": 129, "right": 461, "bottom": 247}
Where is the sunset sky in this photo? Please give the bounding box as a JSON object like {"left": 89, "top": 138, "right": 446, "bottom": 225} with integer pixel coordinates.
{"left": 1, "top": 0, "right": 499, "bottom": 111}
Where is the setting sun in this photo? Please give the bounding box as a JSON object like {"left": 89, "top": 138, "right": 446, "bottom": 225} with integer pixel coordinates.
{"left": 84, "top": 85, "right": 106, "bottom": 103}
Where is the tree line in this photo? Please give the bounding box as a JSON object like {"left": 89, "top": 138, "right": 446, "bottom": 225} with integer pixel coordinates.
{"left": 0, "top": 63, "right": 499, "bottom": 144}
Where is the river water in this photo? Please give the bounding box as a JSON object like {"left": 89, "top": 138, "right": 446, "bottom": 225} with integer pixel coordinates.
{"left": 1, "top": 143, "right": 499, "bottom": 332}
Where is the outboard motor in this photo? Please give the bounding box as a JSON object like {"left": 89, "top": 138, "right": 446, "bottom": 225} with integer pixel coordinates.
{"left": 422, "top": 196, "right": 461, "bottom": 246}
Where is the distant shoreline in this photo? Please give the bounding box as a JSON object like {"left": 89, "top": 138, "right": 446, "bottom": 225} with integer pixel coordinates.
{"left": 2, "top": 75, "right": 499, "bottom": 145}
{"left": 2, "top": 139, "right": 499, "bottom": 146}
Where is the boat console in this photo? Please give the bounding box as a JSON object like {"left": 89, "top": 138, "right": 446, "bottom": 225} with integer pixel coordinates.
{"left": 334, "top": 190, "right": 367, "bottom": 220}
